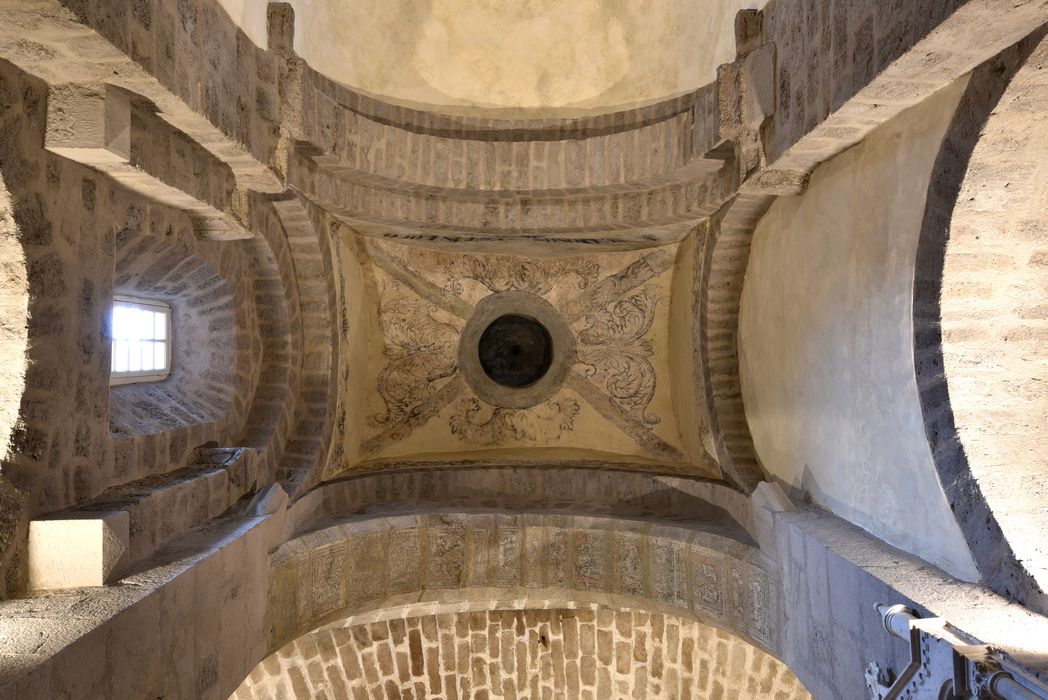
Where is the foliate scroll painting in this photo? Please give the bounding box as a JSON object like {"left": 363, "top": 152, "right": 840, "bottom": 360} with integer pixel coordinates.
{"left": 350, "top": 237, "right": 706, "bottom": 472}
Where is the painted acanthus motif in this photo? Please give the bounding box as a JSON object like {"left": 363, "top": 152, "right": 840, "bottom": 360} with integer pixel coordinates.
{"left": 449, "top": 397, "right": 580, "bottom": 445}
{"left": 575, "top": 288, "right": 661, "bottom": 425}
{"left": 442, "top": 257, "right": 599, "bottom": 297}
{"left": 369, "top": 284, "right": 461, "bottom": 428}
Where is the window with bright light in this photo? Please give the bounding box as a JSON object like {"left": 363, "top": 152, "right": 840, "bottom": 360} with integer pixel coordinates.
{"left": 110, "top": 296, "right": 172, "bottom": 385}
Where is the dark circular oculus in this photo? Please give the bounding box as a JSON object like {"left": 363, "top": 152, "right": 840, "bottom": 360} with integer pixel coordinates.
{"left": 477, "top": 314, "right": 553, "bottom": 388}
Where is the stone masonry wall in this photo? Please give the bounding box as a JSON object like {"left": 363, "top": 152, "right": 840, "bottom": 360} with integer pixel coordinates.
{"left": 59, "top": 0, "right": 283, "bottom": 164}
{"left": 0, "top": 60, "right": 277, "bottom": 597}
{"left": 0, "top": 168, "right": 28, "bottom": 595}
{"left": 266, "top": 511, "right": 778, "bottom": 666}
{"left": 763, "top": 0, "right": 966, "bottom": 163}
{"left": 0, "top": 169, "right": 26, "bottom": 464}
{"left": 236, "top": 608, "right": 810, "bottom": 700}
{"left": 0, "top": 0, "right": 350, "bottom": 599}
{"left": 109, "top": 215, "right": 252, "bottom": 437}
{"left": 0, "top": 1, "right": 340, "bottom": 594}
{"left": 914, "top": 31, "right": 1048, "bottom": 613}
{"left": 0, "top": 59, "right": 257, "bottom": 520}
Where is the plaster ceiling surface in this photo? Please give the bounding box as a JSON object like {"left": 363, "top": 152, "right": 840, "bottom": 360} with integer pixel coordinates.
{"left": 334, "top": 231, "right": 717, "bottom": 479}
{"left": 218, "top": 0, "right": 769, "bottom": 113}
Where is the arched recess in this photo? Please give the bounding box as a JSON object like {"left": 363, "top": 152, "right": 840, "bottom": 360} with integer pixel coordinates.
{"left": 914, "top": 31, "right": 1048, "bottom": 613}
{"left": 738, "top": 73, "right": 980, "bottom": 581}
{"left": 109, "top": 229, "right": 242, "bottom": 436}
{"left": 261, "top": 511, "right": 781, "bottom": 678}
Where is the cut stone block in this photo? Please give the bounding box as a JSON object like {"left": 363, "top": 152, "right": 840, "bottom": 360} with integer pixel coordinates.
{"left": 27, "top": 511, "right": 130, "bottom": 590}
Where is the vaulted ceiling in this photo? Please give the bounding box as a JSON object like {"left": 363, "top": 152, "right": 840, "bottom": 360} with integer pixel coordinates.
{"left": 220, "top": 0, "right": 766, "bottom": 112}
{"left": 1, "top": 0, "right": 1047, "bottom": 697}
{"left": 332, "top": 234, "right": 718, "bottom": 478}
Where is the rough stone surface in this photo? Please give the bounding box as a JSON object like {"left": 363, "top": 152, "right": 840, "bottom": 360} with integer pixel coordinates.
{"left": 265, "top": 510, "right": 777, "bottom": 660}
{"left": 915, "top": 30, "right": 1048, "bottom": 614}
{"left": 0, "top": 0, "right": 339, "bottom": 584}
{"left": 0, "top": 168, "right": 27, "bottom": 465}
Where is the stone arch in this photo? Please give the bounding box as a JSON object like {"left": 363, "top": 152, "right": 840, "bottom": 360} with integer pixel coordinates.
{"left": 281, "top": 465, "right": 756, "bottom": 541}
{"left": 914, "top": 31, "right": 1048, "bottom": 613}
{"left": 259, "top": 464, "right": 771, "bottom": 691}
{"left": 244, "top": 195, "right": 340, "bottom": 499}
{"left": 700, "top": 200, "right": 774, "bottom": 492}
{"left": 262, "top": 510, "right": 780, "bottom": 674}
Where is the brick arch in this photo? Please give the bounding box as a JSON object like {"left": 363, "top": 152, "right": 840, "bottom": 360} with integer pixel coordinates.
{"left": 262, "top": 510, "right": 781, "bottom": 675}
{"left": 243, "top": 194, "right": 340, "bottom": 499}
{"left": 236, "top": 605, "right": 810, "bottom": 699}
{"left": 913, "top": 32, "right": 1048, "bottom": 614}
{"left": 699, "top": 198, "right": 775, "bottom": 492}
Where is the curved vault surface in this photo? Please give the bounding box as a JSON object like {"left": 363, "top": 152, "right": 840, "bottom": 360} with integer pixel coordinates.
{"left": 218, "top": 0, "right": 769, "bottom": 113}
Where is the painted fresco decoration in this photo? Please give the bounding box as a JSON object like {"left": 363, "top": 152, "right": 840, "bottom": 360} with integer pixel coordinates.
{"left": 449, "top": 397, "right": 581, "bottom": 445}
{"left": 356, "top": 237, "right": 689, "bottom": 465}
{"left": 442, "top": 257, "right": 601, "bottom": 296}
{"left": 369, "top": 282, "right": 461, "bottom": 428}
{"left": 576, "top": 288, "right": 661, "bottom": 425}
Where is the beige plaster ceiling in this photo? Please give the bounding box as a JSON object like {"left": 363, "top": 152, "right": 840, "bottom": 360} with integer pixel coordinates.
{"left": 333, "top": 231, "right": 716, "bottom": 478}
{"left": 218, "top": 0, "right": 768, "bottom": 112}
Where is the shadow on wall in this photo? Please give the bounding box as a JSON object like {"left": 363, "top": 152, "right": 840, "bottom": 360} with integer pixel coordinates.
{"left": 109, "top": 228, "right": 237, "bottom": 437}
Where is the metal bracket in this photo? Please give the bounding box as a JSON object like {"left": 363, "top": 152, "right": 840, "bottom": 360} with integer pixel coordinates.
{"left": 865, "top": 604, "right": 1047, "bottom": 700}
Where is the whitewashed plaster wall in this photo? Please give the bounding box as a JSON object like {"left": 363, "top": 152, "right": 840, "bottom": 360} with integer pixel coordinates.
{"left": 216, "top": 0, "right": 768, "bottom": 111}
{"left": 738, "top": 78, "right": 981, "bottom": 582}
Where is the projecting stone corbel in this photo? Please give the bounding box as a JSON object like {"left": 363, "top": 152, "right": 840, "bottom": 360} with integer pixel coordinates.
{"left": 27, "top": 510, "right": 129, "bottom": 590}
